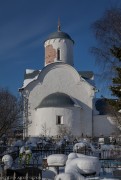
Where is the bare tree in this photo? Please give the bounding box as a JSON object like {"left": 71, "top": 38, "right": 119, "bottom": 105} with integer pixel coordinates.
{"left": 103, "top": 98, "right": 121, "bottom": 132}
{"left": 41, "top": 122, "right": 51, "bottom": 136}
{"left": 0, "top": 88, "right": 23, "bottom": 138}
{"left": 91, "top": 7, "right": 121, "bottom": 87}
{"left": 58, "top": 125, "right": 72, "bottom": 138}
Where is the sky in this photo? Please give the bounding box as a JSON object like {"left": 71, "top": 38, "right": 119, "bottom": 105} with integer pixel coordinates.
{"left": 0, "top": 0, "right": 121, "bottom": 97}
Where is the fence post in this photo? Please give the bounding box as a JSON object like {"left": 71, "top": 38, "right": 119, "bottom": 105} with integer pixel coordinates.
{"left": 38, "top": 173, "right": 42, "bottom": 180}
{"left": 13, "top": 172, "right": 16, "bottom": 180}
{"left": 26, "top": 172, "right": 28, "bottom": 180}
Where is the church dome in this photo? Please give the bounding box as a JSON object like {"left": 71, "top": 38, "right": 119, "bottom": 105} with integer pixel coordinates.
{"left": 45, "top": 31, "right": 74, "bottom": 43}
{"left": 36, "top": 92, "right": 75, "bottom": 108}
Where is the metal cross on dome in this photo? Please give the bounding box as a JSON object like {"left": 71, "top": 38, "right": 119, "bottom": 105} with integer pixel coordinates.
{"left": 58, "top": 17, "right": 61, "bottom": 32}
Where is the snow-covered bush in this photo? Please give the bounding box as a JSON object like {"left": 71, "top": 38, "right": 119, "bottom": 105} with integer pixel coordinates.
{"left": 73, "top": 142, "right": 86, "bottom": 152}
{"left": 65, "top": 154, "right": 101, "bottom": 176}
{"left": 66, "top": 153, "right": 88, "bottom": 165}
{"left": 73, "top": 140, "right": 97, "bottom": 155}
{"left": 2, "top": 154, "right": 13, "bottom": 170}
{"left": 47, "top": 154, "right": 67, "bottom": 166}
{"left": 55, "top": 172, "right": 86, "bottom": 180}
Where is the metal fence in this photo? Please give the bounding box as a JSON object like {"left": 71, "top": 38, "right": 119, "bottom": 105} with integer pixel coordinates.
{"left": 0, "top": 167, "right": 42, "bottom": 180}
{"left": 1, "top": 145, "right": 121, "bottom": 179}
{"left": 1, "top": 145, "right": 121, "bottom": 160}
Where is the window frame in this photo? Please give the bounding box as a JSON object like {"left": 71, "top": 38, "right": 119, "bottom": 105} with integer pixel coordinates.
{"left": 57, "top": 48, "right": 61, "bottom": 60}
{"left": 56, "top": 115, "right": 63, "bottom": 125}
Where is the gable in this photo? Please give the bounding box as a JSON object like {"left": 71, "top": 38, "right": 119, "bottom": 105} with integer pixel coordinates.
{"left": 20, "top": 62, "right": 95, "bottom": 91}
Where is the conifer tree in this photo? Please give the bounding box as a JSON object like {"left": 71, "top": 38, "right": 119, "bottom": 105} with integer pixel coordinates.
{"left": 109, "top": 46, "right": 121, "bottom": 112}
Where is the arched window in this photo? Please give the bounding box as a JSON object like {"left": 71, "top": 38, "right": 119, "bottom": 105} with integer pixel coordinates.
{"left": 57, "top": 48, "right": 60, "bottom": 60}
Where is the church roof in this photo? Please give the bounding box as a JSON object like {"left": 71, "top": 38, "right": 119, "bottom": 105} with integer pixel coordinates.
{"left": 24, "top": 70, "right": 40, "bottom": 79}
{"left": 78, "top": 71, "right": 94, "bottom": 79}
{"left": 19, "top": 69, "right": 41, "bottom": 90}
{"left": 20, "top": 65, "right": 94, "bottom": 90}
{"left": 95, "top": 98, "right": 108, "bottom": 115}
{"left": 24, "top": 69, "right": 94, "bottom": 81}
{"left": 44, "top": 31, "right": 74, "bottom": 43}
{"left": 36, "top": 92, "right": 75, "bottom": 108}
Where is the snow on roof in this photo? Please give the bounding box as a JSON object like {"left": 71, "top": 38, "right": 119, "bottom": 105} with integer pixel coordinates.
{"left": 78, "top": 71, "right": 94, "bottom": 80}
{"left": 47, "top": 154, "right": 67, "bottom": 166}
{"left": 18, "top": 69, "right": 42, "bottom": 91}
{"left": 21, "top": 69, "right": 41, "bottom": 89}
{"left": 26, "top": 69, "right": 35, "bottom": 74}
{"left": 22, "top": 78, "right": 37, "bottom": 88}
{"left": 20, "top": 68, "right": 95, "bottom": 90}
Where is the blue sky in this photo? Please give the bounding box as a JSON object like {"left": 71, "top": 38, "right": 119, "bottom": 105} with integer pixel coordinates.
{"left": 0, "top": 0, "right": 121, "bottom": 97}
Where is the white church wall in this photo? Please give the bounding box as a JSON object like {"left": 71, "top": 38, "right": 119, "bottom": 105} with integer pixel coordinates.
{"left": 80, "top": 107, "right": 93, "bottom": 137}
{"left": 28, "top": 107, "right": 82, "bottom": 137}
{"left": 28, "top": 64, "right": 94, "bottom": 109}
{"left": 93, "top": 115, "right": 117, "bottom": 137}
{"left": 44, "top": 39, "right": 74, "bottom": 66}
{"left": 24, "top": 64, "right": 94, "bottom": 137}
{"left": 20, "top": 25, "right": 119, "bottom": 139}
{"left": 28, "top": 103, "right": 93, "bottom": 137}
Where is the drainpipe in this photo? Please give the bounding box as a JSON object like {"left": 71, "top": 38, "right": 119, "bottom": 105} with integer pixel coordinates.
{"left": 92, "top": 109, "right": 94, "bottom": 138}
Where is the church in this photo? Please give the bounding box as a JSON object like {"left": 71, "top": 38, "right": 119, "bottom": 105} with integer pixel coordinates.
{"left": 19, "top": 23, "right": 118, "bottom": 138}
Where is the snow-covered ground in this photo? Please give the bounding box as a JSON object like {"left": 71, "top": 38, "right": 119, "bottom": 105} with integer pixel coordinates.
{"left": 1, "top": 152, "right": 120, "bottom": 179}
{"left": 0, "top": 137, "right": 121, "bottom": 179}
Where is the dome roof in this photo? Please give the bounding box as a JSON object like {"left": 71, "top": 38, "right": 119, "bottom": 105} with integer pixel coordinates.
{"left": 44, "top": 31, "right": 74, "bottom": 43}
{"left": 36, "top": 92, "right": 75, "bottom": 108}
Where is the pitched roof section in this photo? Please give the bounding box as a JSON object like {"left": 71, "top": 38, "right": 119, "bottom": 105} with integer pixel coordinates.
{"left": 19, "top": 69, "right": 40, "bottom": 90}
{"left": 24, "top": 69, "right": 40, "bottom": 79}
{"left": 24, "top": 70, "right": 94, "bottom": 81}
{"left": 20, "top": 67, "right": 94, "bottom": 90}
{"left": 95, "top": 98, "right": 108, "bottom": 115}
{"left": 78, "top": 71, "right": 94, "bottom": 80}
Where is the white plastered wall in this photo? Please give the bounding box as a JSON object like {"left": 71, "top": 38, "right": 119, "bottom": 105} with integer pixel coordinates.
{"left": 44, "top": 39, "right": 74, "bottom": 66}
{"left": 93, "top": 115, "right": 117, "bottom": 137}
{"left": 28, "top": 107, "right": 82, "bottom": 137}
{"left": 24, "top": 63, "right": 95, "bottom": 137}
